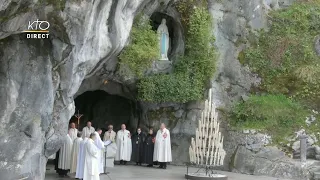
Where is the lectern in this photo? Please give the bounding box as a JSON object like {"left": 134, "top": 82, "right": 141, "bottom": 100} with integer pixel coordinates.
{"left": 101, "top": 140, "right": 112, "bottom": 175}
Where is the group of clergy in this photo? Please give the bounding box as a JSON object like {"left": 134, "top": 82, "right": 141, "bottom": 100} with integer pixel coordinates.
{"left": 54, "top": 121, "right": 172, "bottom": 180}
{"left": 129, "top": 123, "right": 172, "bottom": 169}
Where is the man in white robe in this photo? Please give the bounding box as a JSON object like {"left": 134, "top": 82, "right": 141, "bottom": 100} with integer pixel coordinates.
{"left": 153, "top": 123, "right": 172, "bottom": 169}
{"left": 82, "top": 121, "right": 95, "bottom": 138}
{"left": 103, "top": 125, "right": 116, "bottom": 142}
{"left": 83, "top": 133, "right": 100, "bottom": 180}
{"left": 75, "top": 137, "right": 89, "bottom": 179}
{"left": 115, "top": 124, "right": 132, "bottom": 165}
{"left": 69, "top": 122, "right": 78, "bottom": 141}
{"left": 56, "top": 134, "right": 73, "bottom": 177}
{"left": 70, "top": 132, "right": 82, "bottom": 173}
{"left": 93, "top": 128, "right": 104, "bottom": 174}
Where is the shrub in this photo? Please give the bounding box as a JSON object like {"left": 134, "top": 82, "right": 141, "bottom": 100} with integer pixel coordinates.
{"left": 118, "top": 15, "right": 159, "bottom": 78}
{"left": 241, "top": 0, "right": 320, "bottom": 110}
{"left": 137, "top": 5, "right": 217, "bottom": 102}
{"left": 231, "top": 94, "right": 309, "bottom": 144}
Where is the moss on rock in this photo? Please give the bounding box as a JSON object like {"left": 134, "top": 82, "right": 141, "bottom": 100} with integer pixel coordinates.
{"left": 118, "top": 15, "right": 159, "bottom": 78}
{"left": 231, "top": 95, "right": 309, "bottom": 144}
{"left": 138, "top": 1, "right": 217, "bottom": 103}
{"left": 241, "top": 0, "right": 320, "bottom": 110}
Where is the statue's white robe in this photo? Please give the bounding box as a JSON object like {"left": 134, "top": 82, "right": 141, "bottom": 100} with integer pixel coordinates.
{"left": 153, "top": 128, "right": 172, "bottom": 162}
{"left": 70, "top": 137, "right": 82, "bottom": 173}
{"left": 83, "top": 139, "right": 100, "bottom": 180}
{"left": 82, "top": 126, "right": 95, "bottom": 138}
{"left": 115, "top": 130, "right": 132, "bottom": 161}
{"left": 157, "top": 22, "right": 170, "bottom": 60}
{"left": 75, "top": 137, "right": 88, "bottom": 179}
{"left": 58, "top": 134, "right": 73, "bottom": 170}
{"left": 93, "top": 132, "right": 104, "bottom": 174}
{"left": 68, "top": 128, "right": 78, "bottom": 141}
{"left": 103, "top": 130, "right": 116, "bottom": 142}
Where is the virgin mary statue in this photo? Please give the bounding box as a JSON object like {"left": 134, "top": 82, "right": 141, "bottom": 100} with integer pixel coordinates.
{"left": 157, "top": 18, "right": 169, "bottom": 60}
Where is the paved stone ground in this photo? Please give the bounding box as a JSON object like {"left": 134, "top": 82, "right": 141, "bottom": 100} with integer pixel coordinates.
{"left": 45, "top": 164, "right": 291, "bottom": 180}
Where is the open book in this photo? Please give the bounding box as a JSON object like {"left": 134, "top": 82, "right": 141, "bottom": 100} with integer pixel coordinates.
{"left": 104, "top": 140, "right": 112, "bottom": 146}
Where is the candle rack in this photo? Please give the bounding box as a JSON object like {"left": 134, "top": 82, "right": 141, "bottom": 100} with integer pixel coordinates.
{"left": 186, "top": 88, "right": 227, "bottom": 180}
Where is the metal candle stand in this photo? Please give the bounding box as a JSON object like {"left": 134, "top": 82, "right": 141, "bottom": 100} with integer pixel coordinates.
{"left": 185, "top": 163, "right": 228, "bottom": 180}
{"left": 186, "top": 88, "right": 228, "bottom": 180}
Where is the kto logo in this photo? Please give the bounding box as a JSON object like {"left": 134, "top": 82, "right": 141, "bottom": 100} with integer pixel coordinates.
{"left": 23, "top": 19, "right": 50, "bottom": 39}
{"left": 27, "top": 20, "right": 50, "bottom": 31}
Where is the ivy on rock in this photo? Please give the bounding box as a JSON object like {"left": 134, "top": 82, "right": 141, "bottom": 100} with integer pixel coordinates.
{"left": 138, "top": 2, "right": 217, "bottom": 103}
{"left": 240, "top": 0, "right": 320, "bottom": 110}
{"left": 119, "top": 15, "right": 159, "bottom": 78}
{"left": 231, "top": 95, "right": 310, "bottom": 144}
{"left": 231, "top": 0, "right": 320, "bottom": 148}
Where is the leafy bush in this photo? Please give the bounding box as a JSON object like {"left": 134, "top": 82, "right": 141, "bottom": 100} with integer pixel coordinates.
{"left": 241, "top": 1, "right": 320, "bottom": 110}
{"left": 231, "top": 95, "right": 309, "bottom": 144}
{"left": 137, "top": 5, "right": 217, "bottom": 103}
{"left": 138, "top": 73, "right": 204, "bottom": 102}
{"left": 119, "top": 16, "right": 159, "bottom": 78}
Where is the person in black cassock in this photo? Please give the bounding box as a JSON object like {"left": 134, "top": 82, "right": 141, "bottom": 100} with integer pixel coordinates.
{"left": 144, "top": 128, "right": 155, "bottom": 167}
{"left": 54, "top": 150, "right": 62, "bottom": 175}
{"left": 131, "top": 127, "right": 146, "bottom": 165}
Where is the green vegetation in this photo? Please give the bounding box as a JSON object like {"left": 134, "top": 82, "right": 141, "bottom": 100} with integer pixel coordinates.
{"left": 38, "top": 0, "right": 66, "bottom": 11}
{"left": 147, "top": 107, "right": 180, "bottom": 128}
{"left": 147, "top": 107, "right": 176, "bottom": 120}
{"left": 119, "top": 15, "right": 159, "bottom": 78}
{"left": 138, "top": 1, "right": 217, "bottom": 103}
{"left": 240, "top": 0, "right": 320, "bottom": 109}
{"left": 0, "top": 3, "right": 31, "bottom": 23}
{"left": 231, "top": 95, "right": 310, "bottom": 144}
{"left": 231, "top": 0, "right": 320, "bottom": 147}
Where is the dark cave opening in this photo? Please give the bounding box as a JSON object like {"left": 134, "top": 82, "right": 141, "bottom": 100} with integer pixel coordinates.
{"left": 70, "top": 90, "right": 140, "bottom": 133}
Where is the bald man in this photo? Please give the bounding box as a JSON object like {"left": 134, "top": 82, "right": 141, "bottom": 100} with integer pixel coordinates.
{"left": 103, "top": 125, "right": 116, "bottom": 142}
{"left": 115, "top": 124, "right": 132, "bottom": 165}
{"left": 82, "top": 121, "right": 95, "bottom": 138}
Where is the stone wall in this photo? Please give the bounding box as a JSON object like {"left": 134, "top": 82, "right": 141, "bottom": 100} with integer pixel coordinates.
{"left": 139, "top": 101, "right": 203, "bottom": 164}
{"left": 1, "top": 0, "right": 317, "bottom": 180}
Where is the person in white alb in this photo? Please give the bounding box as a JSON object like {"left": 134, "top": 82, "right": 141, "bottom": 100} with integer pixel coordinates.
{"left": 115, "top": 124, "right": 132, "bottom": 165}
{"left": 82, "top": 121, "right": 95, "bottom": 139}
{"left": 55, "top": 134, "right": 73, "bottom": 177}
{"left": 153, "top": 123, "right": 172, "bottom": 169}
{"left": 103, "top": 125, "right": 116, "bottom": 142}
{"left": 75, "top": 136, "right": 89, "bottom": 179}
{"left": 69, "top": 122, "right": 78, "bottom": 141}
{"left": 103, "top": 125, "right": 117, "bottom": 168}
{"left": 70, "top": 132, "right": 82, "bottom": 173}
{"left": 83, "top": 133, "right": 100, "bottom": 180}
{"left": 93, "top": 128, "right": 104, "bottom": 174}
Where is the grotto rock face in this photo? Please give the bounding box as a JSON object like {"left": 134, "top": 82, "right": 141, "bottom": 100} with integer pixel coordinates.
{"left": 224, "top": 131, "right": 310, "bottom": 180}
{"left": 207, "top": 0, "right": 314, "bottom": 179}
{"left": 0, "top": 0, "right": 174, "bottom": 179}
{"left": 0, "top": 35, "right": 56, "bottom": 180}
{"left": 208, "top": 0, "right": 295, "bottom": 108}
{"left": 0, "top": 0, "right": 312, "bottom": 180}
